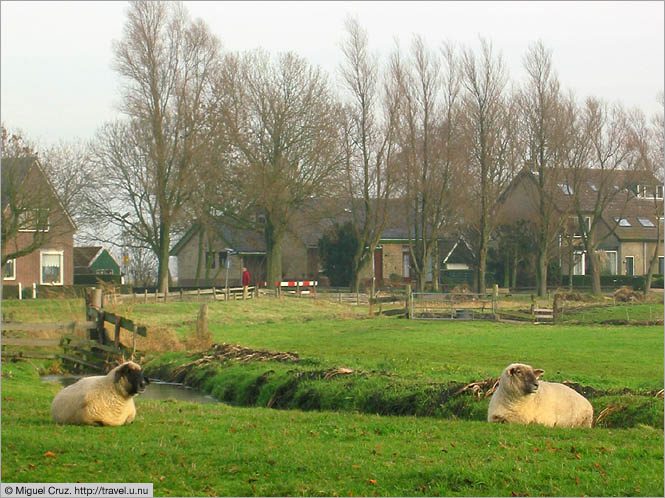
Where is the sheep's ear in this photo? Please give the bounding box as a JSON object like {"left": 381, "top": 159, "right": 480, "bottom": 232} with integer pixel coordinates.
{"left": 114, "top": 363, "right": 129, "bottom": 382}
{"left": 534, "top": 369, "right": 544, "bottom": 378}
{"left": 508, "top": 366, "right": 518, "bottom": 376}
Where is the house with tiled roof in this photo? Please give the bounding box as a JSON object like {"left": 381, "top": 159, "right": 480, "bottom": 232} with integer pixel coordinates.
{"left": 497, "top": 167, "right": 663, "bottom": 279}
{"left": 1, "top": 157, "right": 76, "bottom": 293}
{"left": 170, "top": 200, "right": 473, "bottom": 289}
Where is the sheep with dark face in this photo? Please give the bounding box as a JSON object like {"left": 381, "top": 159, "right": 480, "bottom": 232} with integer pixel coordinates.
{"left": 487, "top": 363, "right": 593, "bottom": 428}
{"left": 51, "top": 361, "right": 149, "bottom": 426}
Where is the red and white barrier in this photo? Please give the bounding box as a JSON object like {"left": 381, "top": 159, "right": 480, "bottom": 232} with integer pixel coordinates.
{"left": 275, "top": 280, "right": 318, "bottom": 294}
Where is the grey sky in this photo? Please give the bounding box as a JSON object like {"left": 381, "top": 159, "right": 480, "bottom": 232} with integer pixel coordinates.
{"left": 1, "top": 1, "right": 663, "bottom": 145}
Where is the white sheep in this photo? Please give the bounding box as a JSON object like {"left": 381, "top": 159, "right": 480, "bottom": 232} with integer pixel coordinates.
{"left": 487, "top": 363, "right": 593, "bottom": 428}
{"left": 51, "top": 361, "right": 149, "bottom": 426}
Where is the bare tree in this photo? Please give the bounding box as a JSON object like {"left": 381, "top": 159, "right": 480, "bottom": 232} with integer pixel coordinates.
{"left": 460, "top": 38, "right": 516, "bottom": 293}
{"left": 627, "top": 100, "right": 664, "bottom": 295}
{"left": 517, "top": 41, "right": 572, "bottom": 297}
{"left": 564, "top": 98, "right": 633, "bottom": 295}
{"left": 40, "top": 139, "right": 94, "bottom": 239}
{"left": 338, "top": 17, "right": 400, "bottom": 294}
{"left": 91, "top": 1, "right": 221, "bottom": 293}
{"left": 216, "top": 50, "right": 342, "bottom": 285}
{"left": 389, "top": 37, "right": 466, "bottom": 293}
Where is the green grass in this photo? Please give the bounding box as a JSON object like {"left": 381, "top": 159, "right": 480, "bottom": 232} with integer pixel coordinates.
{"left": 558, "top": 303, "right": 664, "bottom": 324}
{"left": 2, "top": 361, "right": 663, "bottom": 497}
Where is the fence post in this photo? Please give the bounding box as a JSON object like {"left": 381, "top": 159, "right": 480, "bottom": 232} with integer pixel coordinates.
{"left": 553, "top": 293, "right": 559, "bottom": 323}
{"left": 213, "top": 287, "right": 217, "bottom": 301}
{"left": 144, "top": 289, "right": 148, "bottom": 303}
{"left": 406, "top": 284, "right": 412, "bottom": 319}
{"left": 197, "top": 302, "right": 208, "bottom": 339}
{"left": 180, "top": 288, "right": 184, "bottom": 301}
{"left": 18, "top": 282, "right": 22, "bottom": 300}
{"left": 32, "top": 282, "right": 37, "bottom": 299}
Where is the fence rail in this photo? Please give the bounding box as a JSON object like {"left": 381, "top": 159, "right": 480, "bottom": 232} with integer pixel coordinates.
{"left": 409, "top": 292, "right": 496, "bottom": 320}
{"left": 116, "top": 286, "right": 257, "bottom": 303}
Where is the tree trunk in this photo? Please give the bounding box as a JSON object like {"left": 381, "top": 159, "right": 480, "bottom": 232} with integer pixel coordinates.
{"left": 536, "top": 244, "right": 548, "bottom": 297}
{"left": 588, "top": 251, "right": 602, "bottom": 296}
{"left": 264, "top": 219, "right": 283, "bottom": 288}
{"left": 476, "top": 234, "right": 488, "bottom": 294}
{"left": 511, "top": 254, "right": 518, "bottom": 290}
{"left": 503, "top": 252, "right": 510, "bottom": 289}
{"left": 432, "top": 241, "right": 440, "bottom": 292}
{"left": 157, "top": 223, "right": 170, "bottom": 295}
{"left": 643, "top": 226, "right": 662, "bottom": 296}
{"left": 194, "top": 227, "right": 205, "bottom": 287}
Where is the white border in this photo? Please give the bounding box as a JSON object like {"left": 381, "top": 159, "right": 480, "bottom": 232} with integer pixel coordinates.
{"left": 40, "top": 249, "right": 64, "bottom": 285}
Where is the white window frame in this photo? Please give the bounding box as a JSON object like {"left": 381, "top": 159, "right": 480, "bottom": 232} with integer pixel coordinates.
{"left": 614, "top": 217, "right": 631, "bottom": 227}
{"left": 604, "top": 251, "right": 618, "bottom": 275}
{"left": 40, "top": 250, "right": 64, "bottom": 286}
{"left": 17, "top": 210, "right": 50, "bottom": 233}
{"left": 558, "top": 183, "right": 573, "bottom": 195}
{"left": 573, "top": 251, "right": 586, "bottom": 276}
{"left": 402, "top": 249, "right": 410, "bottom": 279}
{"left": 636, "top": 184, "right": 648, "bottom": 198}
{"left": 3, "top": 258, "right": 16, "bottom": 280}
{"left": 657, "top": 185, "right": 664, "bottom": 200}
{"left": 637, "top": 217, "right": 655, "bottom": 228}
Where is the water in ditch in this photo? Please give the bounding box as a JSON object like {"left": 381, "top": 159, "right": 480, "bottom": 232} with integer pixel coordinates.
{"left": 42, "top": 375, "right": 219, "bottom": 404}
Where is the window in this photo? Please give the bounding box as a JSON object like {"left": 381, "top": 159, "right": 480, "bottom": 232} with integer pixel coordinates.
{"left": 637, "top": 217, "right": 655, "bottom": 228}
{"left": 614, "top": 217, "right": 631, "bottom": 227}
{"left": 558, "top": 183, "right": 573, "bottom": 195}
{"left": 625, "top": 256, "right": 634, "bottom": 276}
{"left": 41, "top": 250, "right": 63, "bottom": 285}
{"left": 18, "top": 209, "right": 50, "bottom": 232}
{"left": 218, "top": 252, "right": 228, "bottom": 269}
{"left": 657, "top": 185, "right": 664, "bottom": 200}
{"left": 572, "top": 251, "right": 585, "bottom": 275}
{"left": 659, "top": 256, "right": 664, "bottom": 275}
{"left": 3, "top": 259, "right": 16, "bottom": 280}
{"left": 588, "top": 183, "right": 598, "bottom": 192}
{"left": 636, "top": 184, "right": 648, "bottom": 198}
{"left": 402, "top": 248, "right": 410, "bottom": 279}
{"left": 604, "top": 251, "right": 617, "bottom": 275}
{"left": 569, "top": 216, "right": 591, "bottom": 237}
{"left": 205, "top": 252, "right": 216, "bottom": 269}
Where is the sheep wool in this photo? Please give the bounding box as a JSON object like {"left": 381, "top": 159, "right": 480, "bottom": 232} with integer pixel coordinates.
{"left": 51, "top": 361, "right": 148, "bottom": 426}
{"left": 487, "top": 363, "right": 593, "bottom": 428}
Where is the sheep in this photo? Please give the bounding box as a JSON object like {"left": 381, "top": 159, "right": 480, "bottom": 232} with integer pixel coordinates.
{"left": 487, "top": 363, "right": 593, "bottom": 428}
{"left": 51, "top": 361, "right": 149, "bottom": 426}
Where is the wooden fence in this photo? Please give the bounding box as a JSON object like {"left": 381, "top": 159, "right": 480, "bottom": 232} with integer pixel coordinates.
{"left": 116, "top": 286, "right": 257, "bottom": 303}
{"left": 2, "top": 288, "right": 148, "bottom": 371}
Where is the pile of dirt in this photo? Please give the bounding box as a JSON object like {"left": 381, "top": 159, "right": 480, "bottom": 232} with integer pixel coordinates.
{"left": 614, "top": 286, "right": 643, "bottom": 302}
{"left": 554, "top": 291, "right": 594, "bottom": 302}
{"left": 178, "top": 343, "right": 300, "bottom": 371}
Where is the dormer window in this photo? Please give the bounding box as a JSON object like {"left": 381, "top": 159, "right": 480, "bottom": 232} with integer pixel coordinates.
{"left": 636, "top": 185, "right": 648, "bottom": 198}
{"left": 558, "top": 183, "right": 573, "bottom": 195}
{"left": 614, "top": 217, "right": 631, "bottom": 227}
{"left": 637, "top": 217, "right": 655, "bottom": 228}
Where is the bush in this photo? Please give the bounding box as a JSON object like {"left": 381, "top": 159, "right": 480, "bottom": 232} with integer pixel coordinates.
{"left": 561, "top": 275, "right": 646, "bottom": 291}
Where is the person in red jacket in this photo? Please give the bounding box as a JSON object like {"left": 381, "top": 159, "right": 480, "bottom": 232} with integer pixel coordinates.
{"left": 242, "top": 267, "right": 250, "bottom": 299}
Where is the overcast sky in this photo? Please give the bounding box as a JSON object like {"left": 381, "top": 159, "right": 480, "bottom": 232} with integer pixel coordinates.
{"left": 2, "top": 1, "right": 663, "bottom": 146}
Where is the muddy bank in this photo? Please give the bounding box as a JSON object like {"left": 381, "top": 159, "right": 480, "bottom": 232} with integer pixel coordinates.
{"left": 143, "top": 343, "right": 664, "bottom": 429}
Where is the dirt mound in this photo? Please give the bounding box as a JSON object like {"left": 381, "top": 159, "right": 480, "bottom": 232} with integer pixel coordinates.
{"left": 554, "top": 291, "right": 594, "bottom": 302}
{"left": 177, "top": 343, "right": 300, "bottom": 371}
{"left": 614, "top": 286, "right": 643, "bottom": 303}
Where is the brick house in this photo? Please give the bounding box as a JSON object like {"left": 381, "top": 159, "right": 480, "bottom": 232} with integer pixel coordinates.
{"left": 497, "top": 168, "right": 663, "bottom": 278}
{"left": 170, "top": 200, "right": 472, "bottom": 288}
{"left": 1, "top": 157, "right": 76, "bottom": 291}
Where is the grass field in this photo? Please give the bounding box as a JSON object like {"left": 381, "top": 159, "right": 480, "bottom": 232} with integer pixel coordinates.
{"left": 1, "top": 296, "right": 663, "bottom": 496}
{"left": 2, "top": 361, "right": 663, "bottom": 497}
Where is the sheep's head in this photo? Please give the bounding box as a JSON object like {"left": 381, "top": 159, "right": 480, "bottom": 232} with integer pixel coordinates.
{"left": 503, "top": 363, "right": 544, "bottom": 395}
{"left": 114, "top": 361, "right": 149, "bottom": 397}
